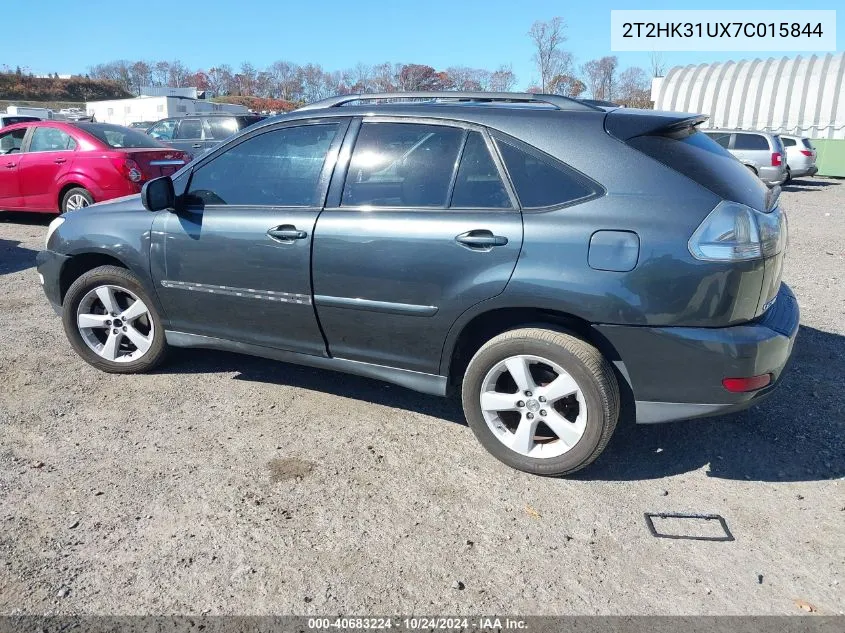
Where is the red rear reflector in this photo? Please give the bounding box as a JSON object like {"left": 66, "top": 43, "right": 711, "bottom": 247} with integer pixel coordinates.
{"left": 771, "top": 152, "right": 782, "bottom": 166}
{"left": 722, "top": 374, "right": 772, "bottom": 393}
{"left": 800, "top": 149, "right": 813, "bottom": 157}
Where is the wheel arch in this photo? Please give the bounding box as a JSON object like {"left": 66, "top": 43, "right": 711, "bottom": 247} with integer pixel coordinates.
{"left": 57, "top": 182, "right": 92, "bottom": 211}
{"left": 59, "top": 252, "right": 129, "bottom": 303}
{"left": 443, "top": 306, "right": 624, "bottom": 386}
{"left": 443, "top": 305, "right": 636, "bottom": 425}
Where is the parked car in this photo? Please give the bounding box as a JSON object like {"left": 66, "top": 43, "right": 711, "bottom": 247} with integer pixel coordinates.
{"left": 129, "top": 121, "right": 156, "bottom": 129}
{"left": 0, "top": 114, "right": 41, "bottom": 128}
{"left": 37, "top": 92, "right": 797, "bottom": 476}
{"left": 702, "top": 129, "right": 787, "bottom": 187}
{"left": 146, "top": 113, "right": 265, "bottom": 156}
{"left": 0, "top": 121, "right": 190, "bottom": 213}
{"left": 780, "top": 135, "right": 818, "bottom": 180}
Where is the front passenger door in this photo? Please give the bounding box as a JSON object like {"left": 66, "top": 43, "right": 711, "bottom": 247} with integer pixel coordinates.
{"left": 154, "top": 120, "right": 348, "bottom": 355}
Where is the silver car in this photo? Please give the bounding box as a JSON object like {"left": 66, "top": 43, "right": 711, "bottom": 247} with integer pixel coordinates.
{"left": 780, "top": 135, "right": 818, "bottom": 181}
{"left": 702, "top": 129, "right": 787, "bottom": 187}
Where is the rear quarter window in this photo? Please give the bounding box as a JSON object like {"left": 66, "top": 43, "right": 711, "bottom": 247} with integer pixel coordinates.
{"left": 494, "top": 136, "right": 599, "bottom": 209}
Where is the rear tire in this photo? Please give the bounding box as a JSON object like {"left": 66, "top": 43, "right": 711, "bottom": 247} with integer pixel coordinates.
{"left": 62, "top": 265, "right": 167, "bottom": 374}
{"left": 461, "top": 328, "right": 619, "bottom": 476}
{"left": 61, "top": 187, "right": 93, "bottom": 213}
{"left": 784, "top": 167, "right": 792, "bottom": 183}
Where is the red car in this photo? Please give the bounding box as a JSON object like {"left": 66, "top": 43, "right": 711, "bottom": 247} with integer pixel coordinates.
{"left": 0, "top": 121, "right": 190, "bottom": 214}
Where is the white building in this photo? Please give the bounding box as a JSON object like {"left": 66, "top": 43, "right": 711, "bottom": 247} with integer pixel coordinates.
{"left": 651, "top": 52, "right": 845, "bottom": 139}
{"left": 138, "top": 86, "right": 199, "bottom": 99}
{"left": 85, "top": 96, "right": 249, "bottom": 126}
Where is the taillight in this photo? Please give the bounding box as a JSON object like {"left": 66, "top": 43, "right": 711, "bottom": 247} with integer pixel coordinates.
{"left": 723, "top": 374, "right": 772, "bottom": 392}
{"left": 771, "top": 152, "right": 782, "bottom": 166}
{"left": 688, "top": 201, "right": 786, "bottom": 262}
{"left": 110, "top": 157, "right": 143, "bottom": 183}
{"left": 799, "top": 149, "right": 813, "bottom": 157}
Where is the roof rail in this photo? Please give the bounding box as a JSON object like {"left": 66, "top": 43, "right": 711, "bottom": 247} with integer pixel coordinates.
{"left": 294, "top": 91, "right": 600, "bottom": 112}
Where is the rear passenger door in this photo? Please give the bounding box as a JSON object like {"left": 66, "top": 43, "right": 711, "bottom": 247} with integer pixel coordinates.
{"left": 17, "top": 126, "right": 78, "bottom": 210}
{"left": 170, "top": 117, "right": 205, "bottom": 155}
{"left": 311, "top": 118, "right": 523, "bottom": 374}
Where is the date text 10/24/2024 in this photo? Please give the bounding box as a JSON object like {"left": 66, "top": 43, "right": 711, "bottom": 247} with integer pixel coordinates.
{"left": 307, "top": 617, "right": 528, "bottom": 630}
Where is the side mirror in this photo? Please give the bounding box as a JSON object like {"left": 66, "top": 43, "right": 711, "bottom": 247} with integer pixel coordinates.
{"left": 141, "top": 177, "right": 175, "bottom": 211}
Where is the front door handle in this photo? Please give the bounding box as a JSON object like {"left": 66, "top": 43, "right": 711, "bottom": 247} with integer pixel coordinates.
{"left": 267, "top": 225, "right": 308, "bottom": 242}
{"left": 455, "top": 230, "right": 508, "bottom": 249}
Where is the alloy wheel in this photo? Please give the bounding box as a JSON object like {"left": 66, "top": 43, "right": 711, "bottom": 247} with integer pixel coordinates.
{"left": 76, "top": 285, "right": 154, "bottom": 363}
{"left": 65, "top": 194, "right": 90, "bottom": 211}
{"left": 479, "top": 354, "right": 587, "bottom": 459}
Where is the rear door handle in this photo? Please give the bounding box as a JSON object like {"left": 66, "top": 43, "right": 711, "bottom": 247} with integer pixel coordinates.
{"left": 455, "top": 230, "right": 508, "bottom": 249}
{"left": 4, "top": 163, "right": 16, "bottom": 168}
{"left": 54, "top": 157, "right": 67, "bottom": 164}
{"left": 191, "top": 143, "right": 203, "bottom": 149}
{"left": 267, "top": 225, "right": 308, "bottom": 242}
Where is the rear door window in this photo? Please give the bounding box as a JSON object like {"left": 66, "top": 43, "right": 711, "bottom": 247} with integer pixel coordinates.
{"left": 186, "top": 123, "right": 339, "bottom": 207}
{"left": 342, "top": 122, "right": 463, "bottom": 207}
{"left": 450, "top": 131, "right": 511, "bottom": 209}
{"left": 28, "top": 127, "right": 77, "bottom": 152}
{"left": 175, "top": 118, "right": 204, "bottom": 140}
{"left": 733, "top": 133, "right": 768, "bottom": 150}
{"left": 494, "top": 137, "right": 597, "bottom": 208}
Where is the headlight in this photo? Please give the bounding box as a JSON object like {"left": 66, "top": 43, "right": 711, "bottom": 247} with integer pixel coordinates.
{"left": 45, "top": 216, "right": 65, "bottom": 249}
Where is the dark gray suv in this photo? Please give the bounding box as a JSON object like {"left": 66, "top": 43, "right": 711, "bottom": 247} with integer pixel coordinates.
{"left": 37, "top": 92, "right": 799, "bottom": 476}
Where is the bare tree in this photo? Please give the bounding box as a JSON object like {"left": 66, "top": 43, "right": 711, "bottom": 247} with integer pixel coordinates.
{"left": 582, "top": 56, "right": 618, "bottom": 101}
{"left": 489, "top": 65, "right": 517, "bottom": 92}
{"left": 649, "top": 51, "right": 667, "bottom": 78}
{"left": 168, "top": 60, "right": 191, "bottom": 88}
{"left": 528, "top": 17, "right": 570, "bottom": 92}
{"left": 151, "top": 61, "right": 170, "bottom": 86}
{"left": 548, "top": 74, "right": 585, "bottom": 98}
{"left": 616, "top": 67, "right": 652, "bottom": 108}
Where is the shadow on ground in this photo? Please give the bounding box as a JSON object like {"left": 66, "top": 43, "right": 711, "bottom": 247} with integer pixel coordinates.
{"left": 0, "top": 238, "right": 38, "bottom": 275}
{"left": 782, "top": 177, "right": 841, "bottom": 193}
{"left": 164, "top": 324, "right": 844, "bottom": 484}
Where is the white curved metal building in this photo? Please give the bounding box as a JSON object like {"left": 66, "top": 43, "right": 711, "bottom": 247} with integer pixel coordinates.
{"left": 651, "top": 52, "right": 845, "bottom": 139}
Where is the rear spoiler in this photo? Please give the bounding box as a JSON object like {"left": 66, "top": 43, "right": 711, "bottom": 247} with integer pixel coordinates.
{"left": 605, "top": 109, "right": 708, "bottom": 140}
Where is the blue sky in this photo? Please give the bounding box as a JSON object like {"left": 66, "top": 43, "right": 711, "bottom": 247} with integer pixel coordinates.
{"left": 1, "top": 0, "right": 840, "bottom": 87}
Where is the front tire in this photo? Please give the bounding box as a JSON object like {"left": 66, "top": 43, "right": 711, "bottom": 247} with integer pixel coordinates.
{"left": 462, "top": 328, "right": 619, "bottom": 476}
{"left": 61, "top": 187, "right": 94, "bottom": 213}
{"left": 62, "top": 265, "right": 167, "bottom": 373}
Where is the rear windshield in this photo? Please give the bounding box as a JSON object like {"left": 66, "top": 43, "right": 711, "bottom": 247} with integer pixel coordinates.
{"left": 802, "top": 138, "right": 815, "bottom": 150}
{"left": 74, "top": 123, "right": 165, "bottom": 149}
{"left": 236, "top": 115, "right": 265, "bottom": 129}
{"left": 628, "top": 127, "right": 769, "bottom": 211}
{"left": 1, "top": 116, "right": 39, "bottom": 125}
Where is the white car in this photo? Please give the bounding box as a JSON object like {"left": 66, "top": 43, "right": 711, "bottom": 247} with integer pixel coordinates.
{"left": 780, "top": 135, "right": 819, "bottom": 181}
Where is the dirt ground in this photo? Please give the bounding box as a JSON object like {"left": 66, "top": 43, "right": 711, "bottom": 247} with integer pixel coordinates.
{"left": 0, "top": 179, "right": 843, "bottom": 616}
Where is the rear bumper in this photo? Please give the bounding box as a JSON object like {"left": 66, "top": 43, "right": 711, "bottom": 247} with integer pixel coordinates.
{"left": 791, "top": 165, "right": 818, "bottom": 178}
{"left": 758, "top": 165, "right": 788, "bottom": 187}
{"left": 595, "top": 283, "right": 800, "bottom": 424}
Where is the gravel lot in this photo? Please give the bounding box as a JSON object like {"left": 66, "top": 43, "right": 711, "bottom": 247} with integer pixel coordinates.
{"left": 1, "top": 179, "right": 843, "bottom": 616}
